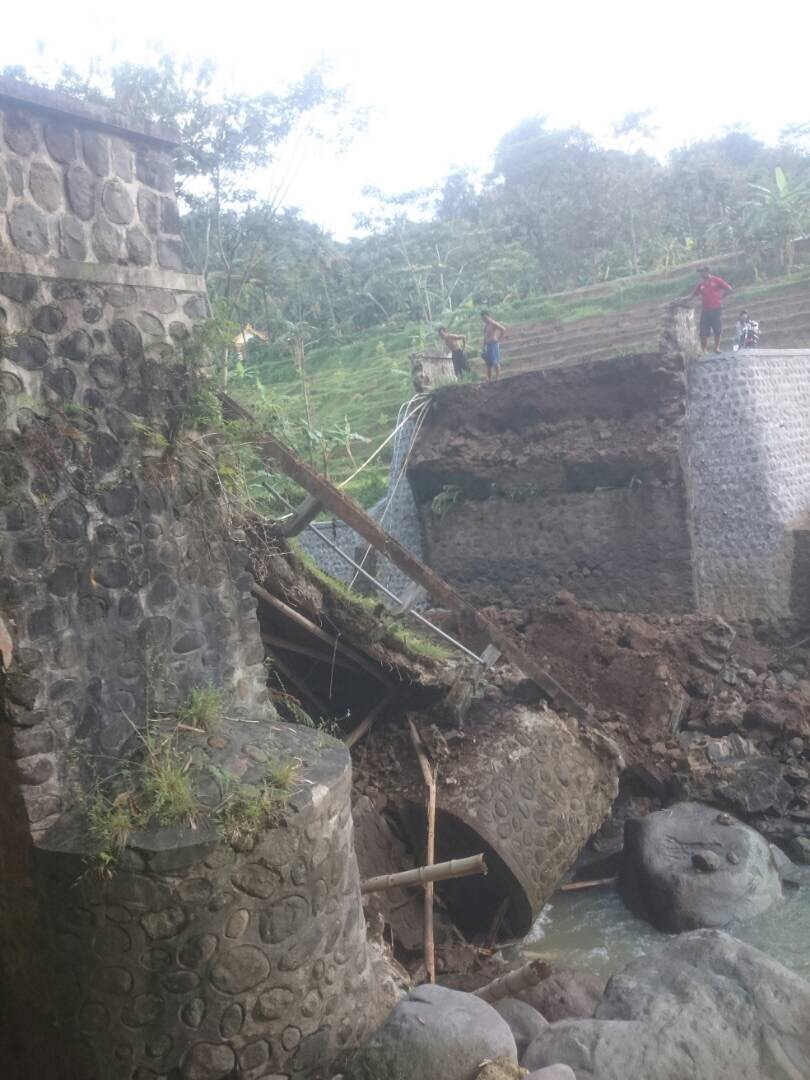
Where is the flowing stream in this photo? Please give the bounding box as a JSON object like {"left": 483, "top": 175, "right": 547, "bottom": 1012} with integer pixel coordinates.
{"left": 522, "top": 881, "right": 810, "bottom": 980}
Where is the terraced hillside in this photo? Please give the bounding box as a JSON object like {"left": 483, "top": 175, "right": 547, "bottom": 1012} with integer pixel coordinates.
{"left": 502, "top": 272, "right": 810, "bottom": 374}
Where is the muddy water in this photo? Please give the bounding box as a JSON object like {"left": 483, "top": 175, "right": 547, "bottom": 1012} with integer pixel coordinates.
{"left": 523, "top": 883, "right": 810, "bottom": 980}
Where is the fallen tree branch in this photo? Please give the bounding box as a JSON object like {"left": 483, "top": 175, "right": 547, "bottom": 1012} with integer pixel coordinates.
{"left": 361, "top": 854, "right": 487, "bottom": 893}
{"left": 473, "top": 957, "right": 552, "bottom": 1002}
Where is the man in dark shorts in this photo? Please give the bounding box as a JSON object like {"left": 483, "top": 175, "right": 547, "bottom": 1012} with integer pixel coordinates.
{"left": 679, "top": 266, "right": 732, "bottom": 353}
{"left": 481, "top": 310, "right": 506, "bottom": 380}
{"left": 437, "top": 326, "right": 470, "bottom": 377}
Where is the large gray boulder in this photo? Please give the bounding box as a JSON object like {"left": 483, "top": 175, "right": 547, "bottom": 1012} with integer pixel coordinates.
{"left": 491, "top": 997, "right": 548, "bottom": 1058}
{"left": 519, "top": 969, "right": 606, "bottom": 1021}
{"left": 522, "top": 930, "right": 810, "bottom": 1079}
{"left": 350, "top": 984, "right": 518, "bottom": 1080}
{"left": 620, "top": 801, "right": 783, "bottom": 931}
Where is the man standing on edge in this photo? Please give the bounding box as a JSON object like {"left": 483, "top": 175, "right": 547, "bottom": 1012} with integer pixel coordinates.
{"left": 437, "top": 326, "right": 470, "bottom": 377}
{"left": 679, "top": 266, "right": 732, "bottom": 353}
{"left": 481, "top": 310, "right": 506, "bottom": 380}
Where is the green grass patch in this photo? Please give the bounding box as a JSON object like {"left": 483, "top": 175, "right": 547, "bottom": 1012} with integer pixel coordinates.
{"left": 84, "top": 686, "right": 298, "bottom": 868}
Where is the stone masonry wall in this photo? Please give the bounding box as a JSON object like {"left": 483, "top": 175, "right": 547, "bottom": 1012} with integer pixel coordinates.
{"left": 686, "top": 349, "right": 810, "bottom": 620}
{"left": 35, "top": 721, "right": 379, "bottom": 1080}
{"left": 0, "top": 78, "right": 380, "bottom": 1080}
{"left": 0, "top": 80, "right": 267, "bottom": 836}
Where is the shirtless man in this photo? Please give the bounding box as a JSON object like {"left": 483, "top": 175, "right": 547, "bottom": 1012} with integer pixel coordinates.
{"left": 437, "top": 326, "right": 470, "bottom": 377}
{"left": 481, "top": 310, "right": 506, "bottom": 380}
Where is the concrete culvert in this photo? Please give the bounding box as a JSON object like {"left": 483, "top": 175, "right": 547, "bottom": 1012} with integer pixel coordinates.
{"left": 390, "top": 702, "right": 622, "bottom": 938}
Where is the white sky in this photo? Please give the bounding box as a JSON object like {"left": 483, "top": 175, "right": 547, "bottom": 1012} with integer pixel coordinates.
{"left": 3, "top": 0, "right": 809, "bottom": 238}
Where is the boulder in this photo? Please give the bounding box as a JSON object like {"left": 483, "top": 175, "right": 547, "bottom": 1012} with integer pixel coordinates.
{"left": 788, "top": 836, "right": 810, "bottom": 865}
{"left": 522, "top": 930, "right": 810, "bottom": 1080}
{"left": 620, "top": 801, "right": 783, "bottom": 931}
{"left": 491, "top": 997, "right": 548, "bottom": 1058}
{"left": 675, "top": 737, "right": 793, "bottom": 816}
{"left": 518, "top": 970, "right": 605, "bottom": 1022}
{"left": 350, "top": 984, "right": 517, "bottom": 1080}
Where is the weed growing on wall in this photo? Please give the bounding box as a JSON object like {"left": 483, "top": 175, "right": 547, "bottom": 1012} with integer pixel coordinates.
{"left": 83, "top": 686, "right": 298, "bottom": 870}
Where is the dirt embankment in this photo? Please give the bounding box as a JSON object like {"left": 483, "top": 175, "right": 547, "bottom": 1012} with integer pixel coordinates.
{"left": 484, "top": 592, "right": 810, "bottom": 849}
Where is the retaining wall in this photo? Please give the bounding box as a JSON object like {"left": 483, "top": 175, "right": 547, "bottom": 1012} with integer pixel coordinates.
{"left": 686, "top": 349, "right": 810, "bottom": 620}
{"left": 0, "top": 78, "right": 378, "bottom": 1079}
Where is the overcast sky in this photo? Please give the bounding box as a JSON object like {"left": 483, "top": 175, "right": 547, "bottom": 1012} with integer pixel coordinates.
{"left": 3, "top": 0, "right": 809, "bottom": 238}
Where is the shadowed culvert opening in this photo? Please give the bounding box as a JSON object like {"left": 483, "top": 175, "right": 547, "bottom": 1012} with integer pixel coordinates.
{"left": 396, "top": 800, "right": 532, "bottom": 940}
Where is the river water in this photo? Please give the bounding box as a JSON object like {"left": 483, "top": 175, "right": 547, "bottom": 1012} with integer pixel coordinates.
{"left": 523, "top": 881, "right": 810, "bottom": 981}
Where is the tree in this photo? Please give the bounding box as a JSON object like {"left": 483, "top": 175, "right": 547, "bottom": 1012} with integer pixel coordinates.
{"left": 740, "top": 167, "right": 810, "bottom": 270}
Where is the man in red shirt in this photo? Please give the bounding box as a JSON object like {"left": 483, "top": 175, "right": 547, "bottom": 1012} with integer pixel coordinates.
{"left": 679, "top": 266, "right": 733, "bottom": 353}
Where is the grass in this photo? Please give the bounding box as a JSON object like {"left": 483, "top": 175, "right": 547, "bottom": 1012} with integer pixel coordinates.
{"left": 216, "top": 759, "right": 298, "bottom": 848}
{"left": 84, "top": 685, "right": 298, "bottom": 868}
{"left": 177, "top": 683, "right": 226, "bottom": 732}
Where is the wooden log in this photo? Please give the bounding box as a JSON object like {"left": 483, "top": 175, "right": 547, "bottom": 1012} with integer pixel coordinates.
{"left": 267, "top": 650, "right": 331, "bottom": 721}
{"left": 251, "top": 583, "right": 388, "bottom": 684}
{"left": 360, "top": 854, "right": 487, "bottom": 893}
{"left": 261, "top": 633, "right": 358, "bottom": 673}
{"left": 559, "top": 876, "right": 617, "bottom": 892}
{"left": 344, "top": 692, "right": 394, "bottom": 749}
{"left": 473, "top": 957, "right": 552, "bottom": 1003}
{"left": 408, "top": 717, "right": 438, "bottom": 985}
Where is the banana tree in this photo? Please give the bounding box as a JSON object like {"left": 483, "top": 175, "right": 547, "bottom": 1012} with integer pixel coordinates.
{"left": 740, "top": 167, "right": 810, "bottom": 271}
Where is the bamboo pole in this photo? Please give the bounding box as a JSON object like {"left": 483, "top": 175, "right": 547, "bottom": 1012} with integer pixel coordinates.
{"left": 261, "top": 633, "right": 358, "bottom": 673}
{"left": 361, "top": 854, "right": 487, "bottom": 894}
{"left": 559, "top": 876, "right": 617, "bottom": 892}
{"left": 344, "top": 692, "right": 394, "bottom": 749}
{"left": 473, "top": 958, "right": 552, "bottom": 1003}
{"left": 408, "top": 717, "right": 438, "bottom": 984}
{"left": 251, "top": 583, "right": 388, "bottom": 683}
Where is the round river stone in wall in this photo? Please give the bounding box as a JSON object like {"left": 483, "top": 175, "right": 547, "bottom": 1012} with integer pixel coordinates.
{"left": 157, "top": 238, "right": 185, "bottom": 272}
{"left": 58, "top": 216, "right": 87, "bottom": 261}
{"left": 33, "top": 305, "right": 67, "bottom": 335}
{"left": 58, "top": 330, "right": 93, "bottom": 363}
{"left": 101, "top": 179, "right": 134, "bottom": 225}
{"left": 66, "top": 164, "right": 96, "bottom": 221}
{"left": 137, "top": 189, "right": 158, "bottom": 234}
{"left": 81, "top": 130, "right": 109, "bottom": 177}
{"left": 29, "top": 160, "right": 62, "bottom": 212}
{"left": 8, "top": 204, "right": 50, "bottom": 256}
{"left": 92, "top": 219, "right": 123, "bottom": 263}
{"left": 9, "top": 334, "right": 49, "bottom": 371}
{"left": 126, "top": 227, "right": 152, "bottom": 268}
{"left": 44, "top": 121, "right": 76, "bottom": 164}
{"left": 3, "top": 110, "right": 35, "bottom": 155}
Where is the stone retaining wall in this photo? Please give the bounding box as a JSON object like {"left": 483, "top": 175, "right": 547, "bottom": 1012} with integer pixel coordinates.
{"left": 0, "top": 78, "right": 378, "bottom": 1079}
{"left": 36, "top": 721, "right": 379, "bottom": 1080}
{"left": 686, "top": 349, "right": 810, "bottom": 620}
